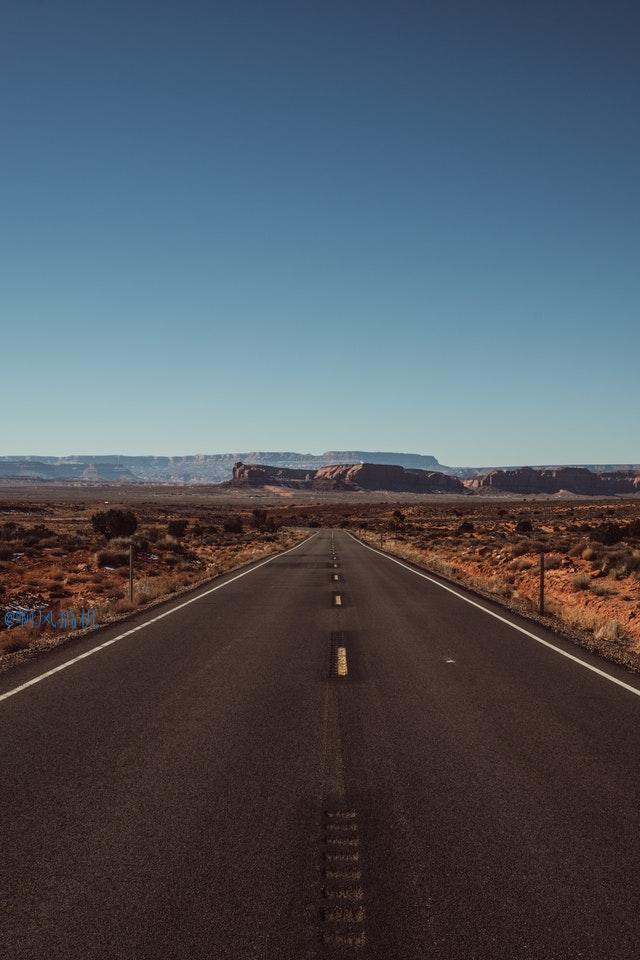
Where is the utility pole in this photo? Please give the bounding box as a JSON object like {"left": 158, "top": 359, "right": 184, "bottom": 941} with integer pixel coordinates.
{"left": 129, "top": 543, "right": 134, "bottom": 603}
{"left": 539, "top": 550, "right": 545, "bottom": 615}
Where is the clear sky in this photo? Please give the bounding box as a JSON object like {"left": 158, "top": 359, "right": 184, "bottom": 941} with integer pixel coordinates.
{"left": 2, "top": 1, "right": 638, "bottom": 466}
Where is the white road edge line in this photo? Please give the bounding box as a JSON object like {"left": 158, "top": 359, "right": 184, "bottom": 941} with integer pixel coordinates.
{"left": 0, "top": 532, "right": 318, "bottom": 705}
{"left": 348, "top": 533, "right": 640, "bottom": 700}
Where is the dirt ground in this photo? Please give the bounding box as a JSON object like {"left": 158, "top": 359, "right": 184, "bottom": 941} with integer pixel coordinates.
{"left": 1, "top": 485, "right": 639, "bottom": 673}
{"left": 342, "top": 499, "right": 640, "bottom": 671}
{"left": 0, "top": 489, "right": 309, "bottom": 667}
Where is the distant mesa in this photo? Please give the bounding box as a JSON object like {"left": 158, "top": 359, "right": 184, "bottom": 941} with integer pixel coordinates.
{"left": 226, "top": 460, "right": 465, "bottom": 494}
{"left": 0, "top": 454, "right": 638, "bottom": 496}
{"left": 229, "top": 462, "right": 314, "bottom": 486}
{"left": 0, "top": 460, "right": 137, "bottom": 483}
{"left": 0, "top": 451, "right": 447, "bottom": 485}
{"left": 464, "top": 466, "right": 640, "bottom": 496}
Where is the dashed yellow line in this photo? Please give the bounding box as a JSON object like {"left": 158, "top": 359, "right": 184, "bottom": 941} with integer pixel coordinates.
{"left": 334, "top": 594, "right": 342, "bottom": 607}
{"left": 336, "top": 646, "right": 348, "bottom": 676}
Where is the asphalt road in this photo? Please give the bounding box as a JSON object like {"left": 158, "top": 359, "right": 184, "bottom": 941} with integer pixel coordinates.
{"left": 2, "top": 529, "right": 640, "bottom": 959}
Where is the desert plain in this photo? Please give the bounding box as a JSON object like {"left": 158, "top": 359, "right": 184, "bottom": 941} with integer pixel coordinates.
{"left": 1, "top": 484, "right": 639, "bottom": 674}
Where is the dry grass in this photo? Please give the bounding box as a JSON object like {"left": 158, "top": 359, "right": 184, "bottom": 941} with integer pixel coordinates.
{"left": 0, "top": 495, "right": 308, "bottom": 667}
{"left": 350, "top": 499, "right": 640, "bottom": 667}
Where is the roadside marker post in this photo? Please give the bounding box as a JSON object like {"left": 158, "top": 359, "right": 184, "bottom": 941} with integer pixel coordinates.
{"left": 129, "top": 543, "right": 134, "bottom": 603}
{"left": 539, "top": 551, "right": 545, "bottom": 616}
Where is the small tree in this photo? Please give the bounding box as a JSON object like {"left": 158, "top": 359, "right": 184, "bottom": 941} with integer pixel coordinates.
{"left": 515, "top": 519, "right": 533, "bottom": 534}
{"left": 251, "top": 509, "right": 268, "bottom": 531}
{"left": 223, "top": 516, "right": 243, "bottom": 534}
{"left": 168, "top": 519, "right": 189, "bottom": 539}
{"left": 91, "top": 509, "right": 138, "bottom": 540}
{"left": 389, "top": 509, "right": 405, "bottom": 537}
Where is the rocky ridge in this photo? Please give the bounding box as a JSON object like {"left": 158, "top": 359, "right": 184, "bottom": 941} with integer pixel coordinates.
{"left": 465, "top": 466, "right": 640, "bottom": 496}
{"left": 227, "top": 461, "right": 465, "bottom": 493}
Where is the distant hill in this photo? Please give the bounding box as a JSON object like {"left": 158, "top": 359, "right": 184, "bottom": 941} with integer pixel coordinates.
{"left": 0, "top": 453, "right": 638, "bottom": 491}
{"left": 0, "top": 451, "right": 446, "bottom": 484}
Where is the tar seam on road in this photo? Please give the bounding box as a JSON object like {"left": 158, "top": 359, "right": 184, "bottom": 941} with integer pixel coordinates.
{"left": 0, "top": 532, "right": 317, "bottom": 706}
{"left": 348, "top": 533, "right": 640, "bottom": 700}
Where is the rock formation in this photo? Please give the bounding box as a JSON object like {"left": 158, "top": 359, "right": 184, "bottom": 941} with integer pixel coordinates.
{"left": 312, "top": 463, "right": 465, "bottom": 493}
{"left": 464, "top": 466, "right": 640, "bottom": 496}
{"left": 225, "top": 461, "right": 466, "bottom": 494}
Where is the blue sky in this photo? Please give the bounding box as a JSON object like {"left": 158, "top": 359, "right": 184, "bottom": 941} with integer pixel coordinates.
{"left": 2, "top": 1, "right": 638, "bottom": 466}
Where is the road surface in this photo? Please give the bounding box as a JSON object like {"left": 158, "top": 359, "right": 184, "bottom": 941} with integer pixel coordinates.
{"left": 2, "top": 529, "right": 640, "bottom": 959}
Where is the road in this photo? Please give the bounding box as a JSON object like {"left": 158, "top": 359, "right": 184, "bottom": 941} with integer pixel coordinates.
{"left": 2, "top": 528, "right": 640, "bottom": 959}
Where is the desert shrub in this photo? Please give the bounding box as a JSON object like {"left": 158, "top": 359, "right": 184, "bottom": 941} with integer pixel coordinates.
{"left": 22, "top": 534, "right": 46, "bottom": 549}
{"left": 581, "top": 546, "right": 597, "bottom": 561}
{"left": 512, "top": 557, "right": 535, "bottom": 571}
{"left": 91, "top": 509, "right": 138, "bottom": 540}
{"left": 543, "top": 553, "right": 563, "bottom": 570}
{"left": 223, "top": 516, "right": 243, "bottom": 534}
{"left": 592, "top": 522, "right": 624, "bottom": 545}
{"left": 109, "top": 537, "right": 133, "bottom": 550}
{"left": 572, "top": 573, "right": 591, "bottom": 591}
{"left": 157, "top": 535, "right": 186, "bottom": 553}
{"left": 168, "top": 519, "right": 189, "bottom": 538}
{"left": 0, "top": 629, "right": 33, "bottom": 654}
{"left": 146, "top": 526, "right": 161, "bottom": 543}
{"left": 20, "top": 524, "right": 55, "bottom": 542}
{"left": 63, "top": 534, "right": 84, "bottom": 550}
{"left": 510, "top": 542, "right": 528, "bottom": 557}
{"left": 48, "top": 583, "right": 67, "bottom": 598}
{"left": 457, "top": 521, "right": 474, "bottom": 533}
{"left": 251, "top": 509, "right": 268, "bottom": 531}
{"left": 515, "top": 519, "right": 533, "bottom": 533}
{"left": 626, "top": 519, "right": 640, "bottom": 538}
{"left": 593, "top": 583, "right": 617, "bottom": 597}
{"left": 0, "top": 544, "right": 13, "bottom": 561}
{"left": 594, "top": 619, "right": 623, "bottom": 642}
{"left": 40, "top": 537, "right": 61, "bottom": 549}
{"left": 95, "top": 549, "right": 129, "bottom": 568}
{"left": 114, "top": 599, "right": 136, "bottom": 614}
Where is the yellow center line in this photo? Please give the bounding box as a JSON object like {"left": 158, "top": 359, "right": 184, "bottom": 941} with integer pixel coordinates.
{"left": 336, "top": 646, "right": 348, "bottom": 676}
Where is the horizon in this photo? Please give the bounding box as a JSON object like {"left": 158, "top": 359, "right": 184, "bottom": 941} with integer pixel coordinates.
{"left": 1, "top": 449, "right": 639, "bottom": 471}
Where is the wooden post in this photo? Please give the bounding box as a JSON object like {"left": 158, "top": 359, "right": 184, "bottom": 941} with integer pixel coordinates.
{"left": 129, "top": 543, "right": 134, "bottom": 603}
{"left": 539, "top": 551, "right": 545, "bottom": 615}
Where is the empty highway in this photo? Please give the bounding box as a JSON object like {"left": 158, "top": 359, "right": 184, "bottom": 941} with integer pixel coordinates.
{"left": 2, "top": 529, "right": 640, "bottom": 959}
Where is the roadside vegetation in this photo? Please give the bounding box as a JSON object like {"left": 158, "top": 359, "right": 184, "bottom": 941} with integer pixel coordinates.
{"left": 0, "top": 501, "right": 307, "bottom": 666}
{"left": 345, "top": 502, "right": 640, "bottom": 670}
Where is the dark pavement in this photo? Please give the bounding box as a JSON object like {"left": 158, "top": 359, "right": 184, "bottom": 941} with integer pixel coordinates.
{"left": 2, "top": 528, "right": 640, "bottom": 959}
